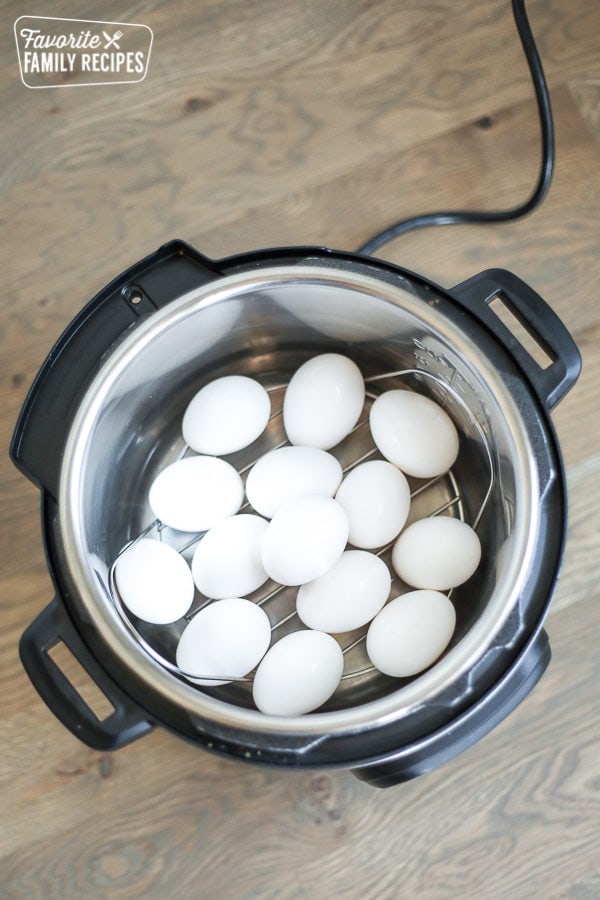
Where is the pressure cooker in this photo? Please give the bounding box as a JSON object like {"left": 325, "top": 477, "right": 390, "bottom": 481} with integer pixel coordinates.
{"left": 11, "top": 241, "right": 581, "bottom": 787}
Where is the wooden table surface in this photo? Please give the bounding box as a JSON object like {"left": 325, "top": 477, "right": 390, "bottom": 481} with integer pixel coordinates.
{"left": 2, "top": 1, "right": 599, "bottom": 896}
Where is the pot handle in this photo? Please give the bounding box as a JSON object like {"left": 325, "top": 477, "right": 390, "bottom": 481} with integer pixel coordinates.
{"left": 19, "top": 598, "right": 154, "bottom": 751}
{"left": 10, "top": 240, "right": 222, "bottom": 500}
{"left": 450, "top": 269, "right": 581, "bottom": 410}
{"left": 351, "top": 628, "right": 550, "bottom": 788}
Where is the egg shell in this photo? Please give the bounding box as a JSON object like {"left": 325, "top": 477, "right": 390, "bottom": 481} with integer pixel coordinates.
{"left": 245, "top": 445, "right": 343, "bottom": 518}
{"left": 366, "top": 590, "right": 456, "bottom": 677}
{"left": 192, "top": 514, "right": 269, "bottom": 599}
{"left": 252, "top": 630, "right": 344, "bottom": 715}
{"left": 182, "top": 375, "right": 271, "bottom": 456}
{"left": 335, "top": 459, "right": 411, "bottom": 549}
{"left": 392, "top": 516, "right": 482, "bottom": 590}
{"left": 296, "top": 550, "right": 391, "bottom": 632}
{"left": 176, "top": 598, "right": 271, "bottom": 686}
{"left": 148, "top": 455, "right": 244, "bottom": 532}
{"left": 369, "top": 389, "right": 459, "bottom": 478}
{"left": 261, "top": 495, "right": 349, "bottom": 586}
{"left": 114, "top": 538, "right": 194, "bottom": 624}
{"left": 283, "top": 353, "right": 365, "bottom": 450}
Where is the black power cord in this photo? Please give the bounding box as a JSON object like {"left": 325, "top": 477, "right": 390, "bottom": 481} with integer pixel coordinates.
{"left": 357, "top": 0, "right": 554, "bottom": 256}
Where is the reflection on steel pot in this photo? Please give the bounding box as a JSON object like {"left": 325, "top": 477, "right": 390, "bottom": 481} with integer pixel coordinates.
{"left": 10, "top": 242, "right": 581, "bottom": 787}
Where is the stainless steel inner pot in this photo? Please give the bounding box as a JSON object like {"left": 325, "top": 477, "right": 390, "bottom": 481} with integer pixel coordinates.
{"left": 59, "top": 263, "right": 543, "bottom": 744}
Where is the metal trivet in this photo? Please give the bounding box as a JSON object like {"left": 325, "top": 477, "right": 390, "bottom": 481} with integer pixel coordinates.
{"left": 108, "top": 369, "right": 495, "bottom": 686}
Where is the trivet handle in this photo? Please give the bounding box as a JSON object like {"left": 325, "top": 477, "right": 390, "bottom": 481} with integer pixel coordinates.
{"left": 19, "top": 598, "right": 154, "bottom": 751}
{"left": 351, "top": 628, "right": 550, "bottom": 788}
{"left": 10, "top": 240, "right": 222, "bottom": 500}
{"left": 450, "top": 268, "right": 581, "bottom": 411}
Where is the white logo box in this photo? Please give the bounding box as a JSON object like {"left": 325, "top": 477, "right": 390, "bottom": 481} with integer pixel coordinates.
{"left": 14, "top": 16, "right": 153, "bottom": 88}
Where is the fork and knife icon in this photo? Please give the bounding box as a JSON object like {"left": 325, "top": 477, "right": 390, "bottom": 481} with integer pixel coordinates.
{"left": 102, "top": 30, "right": 124, "bottom": 49}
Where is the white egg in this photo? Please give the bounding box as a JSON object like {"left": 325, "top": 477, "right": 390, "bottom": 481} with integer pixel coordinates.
{"left": 366, "top": 590, "right": 456, "bottom": 677}
{"left": 114, "top": 538, "right": 194, "bottom": 624}
{"left": 335, "top": 459, "right": 411, "bottom": 549}
{"left": 261, "top": 495, "right": 349, "bottom": 586}
{"left": 191, "top": 514, "right": 269, "bottom": 599}
{"left": 176, "top": 598, "right": 271, "bottom": 686}
{"left": 369, "top": 389, "right": 459, "bottom": 478}
{"left": 182, "top": 375, "right": 271, "bottom": 456}
{"left": 245, "top": 446, "right": 343, "bottom": 518}
{"left": 252, "top": 630, "right": 344, "bottom": 715}
{"left": 296, "top": 550, "right": 391, "bottom": 632}
{"left": 148, "top": 455, "right": 243, "bottom": 532}
{"left": 391, "top": 516, "right": 482, "bottom": 590}
{"left": 283, "top": 353, "right": 365, "bottom": 450}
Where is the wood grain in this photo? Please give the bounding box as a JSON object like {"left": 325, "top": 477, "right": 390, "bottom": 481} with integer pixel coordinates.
{"left": 1, "top": 0, "right": 599, "bottom": 897}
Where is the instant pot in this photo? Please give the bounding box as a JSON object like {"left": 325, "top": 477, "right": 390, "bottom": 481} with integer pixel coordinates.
{"left": 11, "top": 241, "right": 581, "bottom": 787}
